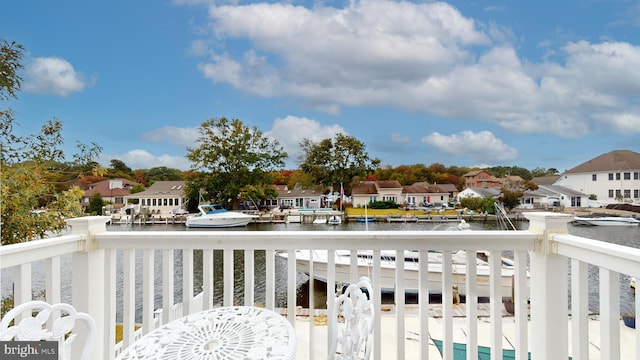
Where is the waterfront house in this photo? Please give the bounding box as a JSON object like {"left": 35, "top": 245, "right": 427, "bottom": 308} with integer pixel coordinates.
{"left": 520, "top": 184, "right": 588, "bottom": 210}
{"left": 456, "top": 187, "right": 501, "bottom": 202}
{"left": 463, "top": 170, "right": 501, "bottom": 189}
{"left": 402, "top": 182, "right": 450, "bottom": 207}
{"left": 351, "top": 180, "right": 403, "bottom": 207}
{"left": 275, "top": 187, "right": 327, "bottom": 209}
{"left": 553, "top": 150, "right": 640, "bottom": 206}
{"left": 123, "top": 180, "right": 188, "bottom": 217}
{"left": 80, "top": 178, "right": 139, "bottom": 213}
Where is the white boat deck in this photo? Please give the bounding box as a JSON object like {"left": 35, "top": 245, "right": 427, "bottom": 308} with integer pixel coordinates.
{"left": 288, "top": 305, "right": 636, "bottom": 359}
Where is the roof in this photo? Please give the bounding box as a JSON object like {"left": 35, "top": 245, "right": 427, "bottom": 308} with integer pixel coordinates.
{"left": 460, "top": 187, "right": 501, "bottom": 198}
{"left": 565, "top": 150, "right": 640, "bottom": 174}
{"left": 532, "top": 176, "right": 561, "bottom": 186}
{"left": 276, "top": 188, "right": 324, "bottom": 198}
{"left": 351, "top": 183, "right": 378, "bottom": 195}
{"left": 402, "top": 182, "right": 447, "bottom": 194}
{"left": 463, "top": 169, "right": 493, "bottom": 177}
{"left": 436, "top": 183, "right": 458, "bottom": 193}
{"left": 127, "top": 181, "right": 186, "bottom": 198}
{"left": 82, "top": 178, "right": 139, "bottom": 198}
{"left": 375, "top": 180, "right": 403, "bottom": 189}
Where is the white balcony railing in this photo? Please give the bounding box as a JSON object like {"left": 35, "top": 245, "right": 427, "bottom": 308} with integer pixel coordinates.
{"left": 1, "top": 212, "right": 639, "bottom": 360}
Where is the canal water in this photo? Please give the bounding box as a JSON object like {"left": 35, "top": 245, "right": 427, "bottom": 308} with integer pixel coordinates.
{"left": 2, "top": 219, "right": 638, "bottom": 322}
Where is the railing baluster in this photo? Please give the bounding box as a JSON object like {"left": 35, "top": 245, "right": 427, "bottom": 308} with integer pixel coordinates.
{"left": 286, "top": 249, "right": 295, "bottom": 318}
{"left": 419, "top": 250, "right": 430, "bottom": 360}
{"left": 223, "top": 249, "right": 233, "bottom": 306}
{"left": 142, "top": 249, "right": 154, "bottom": 333}
{"left": 442, "top": 250, "right": 453, "bottom": 360}
{"left": 265, "top": 249, "right": 275, "bottom": 309}
{"left": 244, "top": 249, "right": 254, "bottom": 305}
{"left": 183, "top": 250, "right": 194, "bottom": 314}
{"left": 465, "top": 250, "right": 478, "bottom": 360}
{"left": 599, "top": 268, "right": 620, "bottom": 359}
{"left": 122, "top": 249, "right": 136, "bottom": 348}
{"left": 489, "top": 250, "right": 502, "bottom": 360}
{"left": 327, "top": 249, "right": 336, "bottom": 360}
{"left": 105, "top": 249, "right": 117, "bottom": 360}
{"left": 372, "top": 249, "right": 381, "bottom": 360}
{"left": 570, "top": 259, "right": 588, "bottom": 360}
{"left": 162, "top": 250, "right": 174, "bottom": 324}
{"left": 203, "top": 249, "right": 214, "bottom": 309}
{"left": 396, "top": 249, "right": 406, "bottom": 359}
{"left": 45, "top": 257, "right": 61, "bottom": 304}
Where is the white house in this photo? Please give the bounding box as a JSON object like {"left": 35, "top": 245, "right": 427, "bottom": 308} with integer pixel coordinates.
{"left": 456, "top": 187, "right": 501, "bottom": 202}
{"left": 554, "top": 150, "right": 640, "bottom": 206}
{"left": 520, "top": 185, "right": 587, "bottom": 210}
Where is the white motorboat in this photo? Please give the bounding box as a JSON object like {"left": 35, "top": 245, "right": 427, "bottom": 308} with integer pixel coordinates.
{"left": 327, "top": 215, "right": 342, "bottom": 225}
{"left": 573, "top": 215, "right": 640, "bottom": 226}
{"left": 279, "top": 249, "right": 527, "bottom": 298}
{"left": 185, "top": 204, "right": 258, "bottom": 228}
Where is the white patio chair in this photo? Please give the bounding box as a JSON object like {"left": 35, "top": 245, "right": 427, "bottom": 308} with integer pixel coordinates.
{"left": 329, "top": 276, "right": 375, "bottom": 360}
{"left": 0, "top": 300, "right": 96, "bottom": 360}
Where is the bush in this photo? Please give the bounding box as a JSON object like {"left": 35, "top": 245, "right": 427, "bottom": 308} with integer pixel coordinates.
{"left": 368, "top": 200, "right": 400, "bottom": 209}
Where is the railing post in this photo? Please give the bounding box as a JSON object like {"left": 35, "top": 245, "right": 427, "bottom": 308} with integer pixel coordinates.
{"left": 66, "top": 216, "right": 111, "bottom": 360}
{"left": 524, "top": 212, "right": 573, "bottom": 360}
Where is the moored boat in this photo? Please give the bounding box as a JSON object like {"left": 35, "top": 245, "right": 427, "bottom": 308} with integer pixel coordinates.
{"left": 185, "top": 204, "right": 258, "bottom": 228}
{"left": 280, "top": 249, "right": 527, "bottom": 298}
{"left": 573, "top": 215, "right": 640, "bottom": 226}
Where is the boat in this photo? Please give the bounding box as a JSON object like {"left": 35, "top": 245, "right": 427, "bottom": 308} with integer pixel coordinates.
{"left": 327, "top": 215, "right": 342, "bottom": 225}
{"left": 573, "top": 215, "right": 640, "bottom": 226}
{"left": 356, "top": 216, "right": 375, "bottom": 223}
{"left": 185, "top": 204, "right": 258, "bottom": 228}
{"left": 279, "top": 249, "right": 526, "bottom": 298}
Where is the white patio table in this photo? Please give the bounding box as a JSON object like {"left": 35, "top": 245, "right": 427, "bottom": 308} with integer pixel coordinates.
{"left": 116, "top": 306, "right": 296, "bottom": 360}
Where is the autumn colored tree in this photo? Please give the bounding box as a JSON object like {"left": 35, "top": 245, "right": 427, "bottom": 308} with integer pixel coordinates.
{"left": 1, "top": 39, "right": 102, "bottom": 244}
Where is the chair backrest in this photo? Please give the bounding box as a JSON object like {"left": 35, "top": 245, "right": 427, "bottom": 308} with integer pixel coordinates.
{"left": 0, "top": 300, "right": 96, "bottom": 360}
{"left": 329, "top": 276, "right": 374, "bottom": 360}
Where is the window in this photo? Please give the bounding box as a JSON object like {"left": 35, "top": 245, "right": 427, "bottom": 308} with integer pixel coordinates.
{"left": 609, "top": 173, "right": 614, "bottom": 180}
{"left": 624, "top": 172, "right": 631, "bottom": 180}
{"left": 368, "top": 196, "right": 377, "bottom": 203}
{"left": 609, "top": 189, "right": 614, "bottom": 198}
{"left": 571, "top": 197, "right": 581, "bottom": 207}
{"left": 624, "top": 189, "right": 631, "bottom": 199}
{"left": 616, "top": 173, "right": 621, "bottom": 180}
{"left": 615, "top": 189, "right": 621, "bottom": 198}
{"left": 635, "top": 190, "right": 639, "bottom": 199}
{"left": 635, "top": 172, "right": 639, "bottom": 180}
{"left": 592, "top": 174, "right": 597, "bottom": 181}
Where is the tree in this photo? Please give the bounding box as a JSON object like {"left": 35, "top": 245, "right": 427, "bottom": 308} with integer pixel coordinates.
{"left": 185, "top": 117, "right": 287, "bottom": 208}
{"left": 108, "top": 159, "right": 134, "bottom": 180}
{"left": 87, "top": 192, "right": 105, "bottom": 215}
{"left": 144, "top": 166, "right": 184, "bottom": 184}
{"left": 298, "top": 133, "right": 380, "bottom": 194}
{"left": 1, "top": 40, "right": 102, "bottom": 244}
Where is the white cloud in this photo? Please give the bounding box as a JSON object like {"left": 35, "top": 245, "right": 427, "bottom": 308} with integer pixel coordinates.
{"left": 142, "top": 126, "right": 200, "bottom": 147}
{"left": 265, "top": 116, "right": 346, "bottom": 165}
{"left": 422, "top": 130, "right": 518, "bottom": 163}
{"left": 102, "top": 150, "right": 191, "bottom": 171}
{"left": 185, "top": 0, "right": 640, "bottom": 137}
{"left": 24, "top": 57, "right": 93, "bottom": 96}
{"left": 389, "top": 133, "right": 411, "bottom": 144}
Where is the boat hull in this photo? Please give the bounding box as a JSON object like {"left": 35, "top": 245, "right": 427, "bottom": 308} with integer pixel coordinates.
{"left": 573, "top": 216, "right": 640, "bottom": 226}
{"left": 283, "top": 250, "right": 527, "bottom": 298}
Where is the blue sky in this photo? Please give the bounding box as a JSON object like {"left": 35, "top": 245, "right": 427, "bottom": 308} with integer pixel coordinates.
{"left": 3, "top": 0, "right": 640, "bottom": 173}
